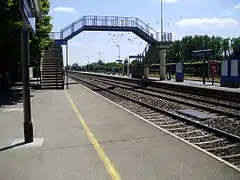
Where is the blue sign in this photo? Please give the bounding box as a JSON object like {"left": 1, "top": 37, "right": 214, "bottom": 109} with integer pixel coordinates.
{"left": 116, "top": 60, "right": 123, "bottom": 63}
{"left": 221, "top": 59, "right": 240, "bottom": 87}
{"left": 176, "top": 62, "right": 184, "bottom": 82}
{"left": 55, "top": 40, "right": 67, "bottom": 46}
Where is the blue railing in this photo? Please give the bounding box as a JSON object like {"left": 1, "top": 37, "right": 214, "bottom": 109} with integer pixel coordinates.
{"left": 49, "top": 15, "right": 172, "bottom": 43}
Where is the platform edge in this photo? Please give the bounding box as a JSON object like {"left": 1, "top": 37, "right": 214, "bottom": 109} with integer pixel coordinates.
{"left": 66, "top": 81, "right": 240, "bottom": 173}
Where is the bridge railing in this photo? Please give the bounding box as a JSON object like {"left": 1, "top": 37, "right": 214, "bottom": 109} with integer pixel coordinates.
{"left": 142, "top": 44, "right": 151, "bottom": 61}
{"left": 52, "top": 16, "right": 171, "bottom": 42}
{"left": 49, "top": 32, "right": 61, "bottom": 40}
{"left": 156, "top": 32, "right": 173, "bottom": 42}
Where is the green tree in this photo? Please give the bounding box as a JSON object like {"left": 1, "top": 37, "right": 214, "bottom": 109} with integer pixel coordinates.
{"left": 0, "top": 0, "right": 53, "bottom": 88}
{"left": 30, "top": 0, "right": 53, "bottom": 66}
{"left": 166, "top": 35, "right": 240, "bottom": 63}
{"left": 0, "top": 0, "right": 22, "bottom": 83}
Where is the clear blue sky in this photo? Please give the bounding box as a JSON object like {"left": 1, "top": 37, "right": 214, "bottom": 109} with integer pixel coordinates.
{"left": 49, "top": 0, "right": 240, "bottom": 65}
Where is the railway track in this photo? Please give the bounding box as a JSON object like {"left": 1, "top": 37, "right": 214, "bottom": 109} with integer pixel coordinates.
{"left": 69, "top": 73, "right": 240, "bottom": 170}
{"left": 73, "top": 72, "right": 240, "bottom": 103}
{"left": 71, "top": 73, "right": 240, "bottom": 136}
{"left": 80, "top": 74, "right": 240, "bottom": 115}
{"left": 76, "top": 72, "right": 240, "bottom": 107}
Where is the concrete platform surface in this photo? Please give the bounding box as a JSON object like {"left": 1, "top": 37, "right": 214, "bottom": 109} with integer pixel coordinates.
{"left": 0, "top": 81, "right": 240, "bottom": 180}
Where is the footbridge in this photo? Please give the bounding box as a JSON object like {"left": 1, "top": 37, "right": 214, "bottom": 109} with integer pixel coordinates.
{"left": 48, "top": 15, "right": 173, "bottom": 81}
{"left": 50, "top": 15, "right": 172, "bottom": 45}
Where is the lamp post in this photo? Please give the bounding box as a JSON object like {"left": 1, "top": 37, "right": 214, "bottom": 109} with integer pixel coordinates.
{"left": 97, "top": 52, "right": 102, "bottom": 72}
{"left": 116, "top": 45, "right": 124, "bottom": 75}
{"left": 160, "top": 0, "right": 163, "bottom": 41}
{"left": 19, "top": 0, "right": 40, "bottom": 143}
{"left": 116, "top": 45, "right": 121, "bottom": 60}
{"left": 86, "top": 56, "right": 89, "bottom": 71}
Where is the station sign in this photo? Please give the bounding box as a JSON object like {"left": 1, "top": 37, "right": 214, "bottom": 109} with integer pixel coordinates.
{"left": 116, "top": 60, "right": 123, "bottom": 63}
{"left": 129, "top": 55, "right": 144, "bottom": 59}
{"left": 209, "top": 61, "right": 218, "bottom": 78}
{"left": 55, "top": 40, "right": 67, "bottom": 46}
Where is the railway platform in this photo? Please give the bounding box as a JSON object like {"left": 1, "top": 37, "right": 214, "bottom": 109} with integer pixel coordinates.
{"left": 0, "top": 80, "right": 240, "bottom": 179}
{"left": 77, "top": 71, "right": 240, "bottom": 97}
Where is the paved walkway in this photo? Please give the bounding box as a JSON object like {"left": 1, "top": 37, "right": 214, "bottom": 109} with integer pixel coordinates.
{"left": 0, "top": 82, "right": 240, "bottom": 179}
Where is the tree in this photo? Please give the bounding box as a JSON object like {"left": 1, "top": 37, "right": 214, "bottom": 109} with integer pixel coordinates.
{"left": 166, "top": 35, "right": 240, "bottom": 63}
{"left": 0, "top": 0, "right": 53, "bottom": 89}
{"left": 30, "top": 0, "right": 53, "bottom": 66}
{"left": 0, "top": 0, "right": 22, "bottom": 83}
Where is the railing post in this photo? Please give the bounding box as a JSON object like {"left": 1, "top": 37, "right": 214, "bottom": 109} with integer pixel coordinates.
{"left": 60, "top": 30, "right": 63, "bottom": 39}
{"left": 105, "top": 16, "right": 108, "bottom": 26}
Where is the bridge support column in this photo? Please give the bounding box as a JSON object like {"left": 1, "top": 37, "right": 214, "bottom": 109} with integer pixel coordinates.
{"left": 156, "top": 44, "right": 170, "bottom": 81}
{"left": 143, "top": 66, "right": 149, "bottom": 79}
{"left": 159, "top": 49, "right": 166, "bottom": 80}
{"left": 127, "top": 64, "right": 130, "bottom": 77}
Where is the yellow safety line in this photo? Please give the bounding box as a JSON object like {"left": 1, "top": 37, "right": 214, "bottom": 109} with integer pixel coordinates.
{"left": 65, "top": 91, "right": 121, "bottom": 180}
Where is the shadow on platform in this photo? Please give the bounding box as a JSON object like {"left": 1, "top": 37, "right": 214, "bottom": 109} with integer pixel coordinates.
{"left": 0, "top": 141, "right": 26, "bottom": 152}
{"left": 0, "top": 88, "right": 23, "bottom": 108}
{"left": 0, "top": 87, "right": 34, "bottom": 108}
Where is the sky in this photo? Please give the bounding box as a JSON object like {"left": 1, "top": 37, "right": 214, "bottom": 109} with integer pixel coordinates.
{"left": 49, "top": 0, "right": 240, "bottom": 65}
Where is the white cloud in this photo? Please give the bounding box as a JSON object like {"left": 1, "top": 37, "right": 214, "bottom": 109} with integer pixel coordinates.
{"left": 50, "top": 7, "right": 76, "bottom": 13}
{"left": 234, "top": 4, "right": 240, "bottom": 9}
{"left": 176, "top": 18, "right": 239, "bottom": 29}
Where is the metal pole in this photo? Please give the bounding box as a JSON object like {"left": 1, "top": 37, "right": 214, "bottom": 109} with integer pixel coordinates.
{"left": 21, "top": 22, "right": 34, "bottom": 143}
{"left": 118, "top": 46, "right": 121, "bottom": 60}
{"left": 66, "top": 42, "right": 69, "bottom": 89}
{"left": 161, "top": 0, "right": 163, "bottom": 41}
{"left": 203, "top": 57, "right": 206, "bottom": 85}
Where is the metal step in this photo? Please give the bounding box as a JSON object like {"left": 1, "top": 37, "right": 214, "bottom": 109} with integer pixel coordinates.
{"left": 43, "top": 59, "right": 62, "bottom": 63}
{"left": 42, "top": 74, "right": 63, "bottom": 77}
{"left": 41, "top": 82, "right": 64, "bottom": 86}
{"left": 42, "top": 79, "right": 64, "bottom": 83}
{"left": 41, "top": 85, "right": 64, "bottom": 90}
{"left": 45, "top": 52, "right": 61, "bottom": 55}
{"left": 42, "top": 64, "right": 63, "bottom": 68}
{"left": 43, "top": 60, "right": 62, "bottom": 62}
{"left": 42, "top": 64, "right": 63, "bottom": 67}
{"left": 42, "top": 63, "right": 62, "bottom": 65}
{"left": 44, "top": 57, "right": 61, "bottom": 61}
{"left": 42, "top": 68, "right": 63, "bottom": 71}
{"left": 42, "top": 71, "right": 63, "bottom": 75}
{"left": 42, "top": 75, "right": 63, "bottom": 79}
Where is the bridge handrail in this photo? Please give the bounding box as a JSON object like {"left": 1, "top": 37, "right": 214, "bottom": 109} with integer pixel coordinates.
{"left": 49, "top": 15, "right": 172, "bottom": 43}
{"left": 49, "top": 32, "right": 61, "bottom": 40}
